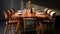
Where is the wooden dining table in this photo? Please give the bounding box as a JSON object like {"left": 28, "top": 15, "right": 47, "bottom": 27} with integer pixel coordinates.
{"left": 10, "top": 7, "right": 56, "bottom": 34}
{"left": 11, "top": 10, "right": 49, "bottom": 34}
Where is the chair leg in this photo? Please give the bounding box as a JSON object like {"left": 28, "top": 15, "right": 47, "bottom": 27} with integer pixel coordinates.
{"left": 15, "top": 21, "right": 21, "bottom": 34}
{"left": 49, "top": 24, "right": 55, "bottom": 34}
{"left": 10, "top": 24, "right": 16, "bottom": 34}
{"left": 39, "top": 23, "right": 44, "bottom": 34}
{"left": 8, "top": 25, "right": 11, "bottom": 34}
{"left": 50, "top": 18, "right": 55, "bottom": 34}
{"left": 4, "top": 22, "right": 11, "bottom": 34}
{"left": 36, "top": 25, "right": 41, "bottom": 34}
{"left": 36, "top": 22, "right": 44, "bottom": 34}
{"left": 4, "top": 24, "right": 8, "bottom": 34}
{"left": 4, "top": 21, "right": 8, "bottom": 34}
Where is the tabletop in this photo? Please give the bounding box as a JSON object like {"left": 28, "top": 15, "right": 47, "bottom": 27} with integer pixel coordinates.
{"left": 11, "top": 12, "right": 48, "bottom": 18}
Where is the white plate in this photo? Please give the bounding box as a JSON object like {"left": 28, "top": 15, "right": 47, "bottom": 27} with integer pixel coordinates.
{"left": 17, "top": 10, "right": 23, "bottom": 12}
{"left": 15, "top": 13, "right": 23, "bottom": 14}
{"left": 36, "top": 12, "right": 45, "bottom": 15}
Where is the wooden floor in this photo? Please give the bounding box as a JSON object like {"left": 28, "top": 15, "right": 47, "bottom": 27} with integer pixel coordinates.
{"left": 0, "top": 21, "right": 59, "bottom": 34}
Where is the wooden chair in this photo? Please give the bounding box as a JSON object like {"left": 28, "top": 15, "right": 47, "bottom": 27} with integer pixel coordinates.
{"left": 35, "top": 9, "right": 56, "bottom": 34}
{"left": 36, "top": 15, "right": 54, "bottom": 34}
{"left": 36, "top": 11, "right": 46, "bottom": 34}
{"left": 4, "top": 11, "right": 21, "bottom": 34}
{"left": 42, "top": 8, "right": 56, "bottom": 34}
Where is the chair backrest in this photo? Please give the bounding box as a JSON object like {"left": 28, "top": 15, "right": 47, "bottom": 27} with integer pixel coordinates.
{"left": 8, "top": 9, "right": 12, "bottom": 15}
{"left": 44, "top": 8, "right": 49, "bottom": 14}
{"left": 49, "top": 11, "right": 56, "bottom": 18}
{"left": 10, "top": 8, "right": 15, "bottom": 14}
{"left": 47, "top": 9, "right": 52, "bottom": 14}
{"left": 45, "top": 9, "right": 56, "bottom": 18}
{"left": 4, "top": 11, "right": 9, "bottom": 19}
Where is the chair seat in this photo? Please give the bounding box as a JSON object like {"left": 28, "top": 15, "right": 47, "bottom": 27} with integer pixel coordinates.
{"left": 42, "top": 20, "right": 53, "bottom": 24}
{"left": 42, "top": 20, "right": 51, "bottom": 22}
{"left": 8, "top": 19, "right": 20, "bottom": 24}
